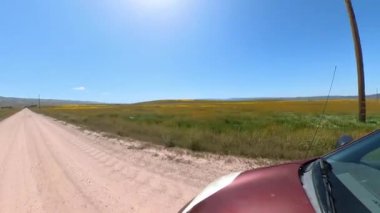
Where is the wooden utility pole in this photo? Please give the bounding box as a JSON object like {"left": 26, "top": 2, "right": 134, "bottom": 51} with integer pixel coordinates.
{"left": 344, "top": 0, "right": 366, "bottom": 122}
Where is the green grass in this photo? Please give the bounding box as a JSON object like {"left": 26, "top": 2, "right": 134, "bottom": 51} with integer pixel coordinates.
{"left": 36, "top": 100, "right": 380, "bottom": 160}
{"left": 0, "top": 108, "right": 18, "bottom": 121}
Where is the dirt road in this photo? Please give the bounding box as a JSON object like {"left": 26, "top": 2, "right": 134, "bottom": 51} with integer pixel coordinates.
{"left": 0, "top": 109, "right": 267, "bottom": 212}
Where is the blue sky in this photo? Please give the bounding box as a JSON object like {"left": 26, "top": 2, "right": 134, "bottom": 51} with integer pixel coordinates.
{"left": 0, "top": 0, "right": 379, "bottom": 103}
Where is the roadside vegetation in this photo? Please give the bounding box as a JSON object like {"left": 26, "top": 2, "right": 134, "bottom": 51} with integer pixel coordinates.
{"left": 0, "top": 108, "right": 18, "bottom": 121}
{"left": 36, "top": 100, "right": 380, "bottom": 160}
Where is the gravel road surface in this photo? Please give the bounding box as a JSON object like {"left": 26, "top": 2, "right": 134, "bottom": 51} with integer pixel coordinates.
{"left": 0, "top": 109, "right": 268, "bottom": 212}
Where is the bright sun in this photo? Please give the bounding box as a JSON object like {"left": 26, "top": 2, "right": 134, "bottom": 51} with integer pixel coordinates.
{"left": 133, "top": 0, "right": 179, "bottom": 11}
{"left": 102, "top": 0, "right": 191, "bottom": 27}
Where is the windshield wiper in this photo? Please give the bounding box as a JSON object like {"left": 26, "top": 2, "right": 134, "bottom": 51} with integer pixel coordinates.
{"left": 319, "top": 159, "right": 336, "bottom": 213}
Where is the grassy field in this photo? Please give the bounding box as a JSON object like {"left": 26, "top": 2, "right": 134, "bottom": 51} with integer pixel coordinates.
{"left": 0, "top": 108, "right": 18, "bottom": 121}
{"left": 36, "top": 100, "right": 380, "bottom": 160}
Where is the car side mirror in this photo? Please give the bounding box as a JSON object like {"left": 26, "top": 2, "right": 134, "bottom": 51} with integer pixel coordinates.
{"left": 336, "top": 135, "right": 354, "bottom": 148}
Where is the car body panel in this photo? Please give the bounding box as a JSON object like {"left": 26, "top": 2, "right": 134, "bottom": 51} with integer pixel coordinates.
{"left": 189, "top": 162, "right": 315, "bottom": 213}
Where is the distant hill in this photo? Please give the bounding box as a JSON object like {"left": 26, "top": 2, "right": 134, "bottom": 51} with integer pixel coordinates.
{"left": 2, "top": 94, "right": 379, "bottom": 108}
{"left": 137, "top": 94, "right": 380, "bottom": 104}
{"left": 227, "top": 94, "right": 380, "bottom": 101}
{"left": 0, "top": 96, "right": 97, "bottom": 108}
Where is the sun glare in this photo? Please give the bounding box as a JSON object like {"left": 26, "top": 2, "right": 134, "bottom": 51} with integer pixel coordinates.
{"left": 132, "top": 0, "right": 179, "bottom": 11}
{"left": 97, "top": 0, "right": 193, "bottom": 32}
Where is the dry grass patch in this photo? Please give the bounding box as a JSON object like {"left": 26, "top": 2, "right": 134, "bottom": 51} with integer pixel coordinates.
{"left": 36, "top": 100, "right": 380, "bottom": 160}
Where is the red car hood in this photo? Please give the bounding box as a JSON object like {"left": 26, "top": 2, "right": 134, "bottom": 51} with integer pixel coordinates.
{"left": 189, "top": 162, "right": 315, "bottom": 213}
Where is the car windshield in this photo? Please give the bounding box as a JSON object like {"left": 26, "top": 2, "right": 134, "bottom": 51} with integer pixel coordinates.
{"left": 321, "top": 130, "right": 380, "bottom": 212}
